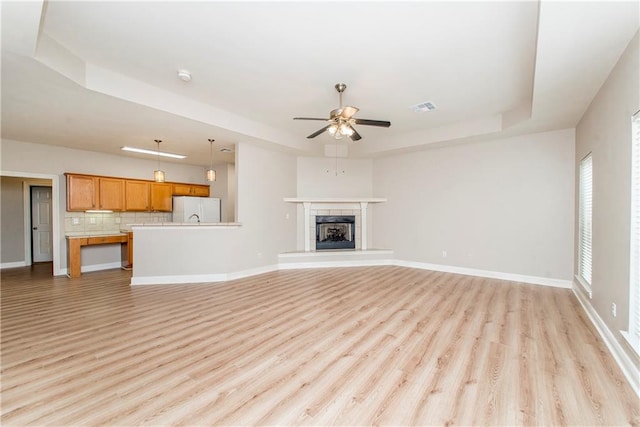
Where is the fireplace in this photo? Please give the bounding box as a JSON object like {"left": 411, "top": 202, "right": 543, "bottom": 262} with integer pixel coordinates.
{"left": 316, "top": 215, "right": 356, "bottom": 250}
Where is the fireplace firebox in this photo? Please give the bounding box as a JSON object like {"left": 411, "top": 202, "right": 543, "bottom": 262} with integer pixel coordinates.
{"left": 315, "top": 215, "right": 356, "bottom": 250}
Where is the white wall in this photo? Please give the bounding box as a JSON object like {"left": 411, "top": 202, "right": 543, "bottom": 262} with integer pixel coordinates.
{"left": 209, "top": 162, "right": 236, "bottom": 222}
{"left": 1, "top": 138, "right": 210, "bottom": 271}
{"left": 132, "top": 142, "right": 297, "bottom": 279}
{"left": 372, "top": 129, "right": 575, "bottom": 281}
{"left": 297, "top": 155, "right": 372, "bottom": 197}
{"left": 574, "top": 31, "right": 638, "bottom": 369}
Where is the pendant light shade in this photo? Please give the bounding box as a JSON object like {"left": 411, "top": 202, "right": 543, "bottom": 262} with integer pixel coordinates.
{"left": 154, "top": 139, "right": 165, "bottom": 182}
{"left": 206, "top": 138, "right": 216, "bottom": 182}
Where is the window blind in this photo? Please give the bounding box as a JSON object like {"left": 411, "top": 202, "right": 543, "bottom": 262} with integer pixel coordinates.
{"left": 579, "top": 153, "right": 593, "bottom": 285}
{"left": 630, "top": 111, "right": 640, "bottom": 347}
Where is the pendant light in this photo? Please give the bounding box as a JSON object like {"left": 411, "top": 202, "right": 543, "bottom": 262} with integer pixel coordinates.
{"left": 206, "top": 138, "right": 216, "bottom": 182}
{"left": 154, "top": 139, "right": 165, "bottom": 182}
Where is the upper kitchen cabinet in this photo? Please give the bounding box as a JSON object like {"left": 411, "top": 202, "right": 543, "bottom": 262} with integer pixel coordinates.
{"left": 124, "top": 180, "right": 150, "bottom": 211}
{"left": 150, "top": 182, "right": 173, "bottom": 212}
{"left": 65, "top": 174, "right": 124, "bottom": 211}
{"left": 98, "top": 178, "right": 125, "bottom": 211}
{"left": 172, "top": 183, "right": 210, "bottom": 197}
{"left": 124, "top": 180, "right": 172, "bottom": 212}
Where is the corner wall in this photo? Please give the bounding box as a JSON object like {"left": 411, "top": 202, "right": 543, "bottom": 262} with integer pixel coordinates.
{"left": 372, "top": 128, "right": 575, "bottom": 282}
{"left": 574, "top": 31, "right": 639, "bottom": 382}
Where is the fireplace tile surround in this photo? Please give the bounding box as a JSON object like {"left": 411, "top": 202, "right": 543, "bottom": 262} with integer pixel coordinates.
{"left": 284, "top": 198, "right": 387, "bottom": 252}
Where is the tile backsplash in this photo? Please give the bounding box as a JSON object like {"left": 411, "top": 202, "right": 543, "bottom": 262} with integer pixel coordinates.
{"left": 65, "top": 211, "right": 172, "bottom": 235}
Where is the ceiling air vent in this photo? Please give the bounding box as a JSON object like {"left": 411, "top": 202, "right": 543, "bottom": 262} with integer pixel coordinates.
{"left": 411, "top": 101, "right": 437, "bottom": 113}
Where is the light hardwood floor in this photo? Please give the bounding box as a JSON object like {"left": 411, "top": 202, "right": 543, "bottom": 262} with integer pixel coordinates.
{"left": 1, "top": 264, "right": 638, "bottom": 426}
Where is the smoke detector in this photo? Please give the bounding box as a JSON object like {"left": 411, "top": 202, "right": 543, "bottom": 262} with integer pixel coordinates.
{"left": 411, "top": 101, "right": 437, "bottom": 113}
{"left": 177, "top": 69, "right": 192, "bottom": 82}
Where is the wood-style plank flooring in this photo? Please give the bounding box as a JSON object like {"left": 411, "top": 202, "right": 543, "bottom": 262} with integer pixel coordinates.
{"left": 1, "top": 264, "right": 638, "bottom": 426}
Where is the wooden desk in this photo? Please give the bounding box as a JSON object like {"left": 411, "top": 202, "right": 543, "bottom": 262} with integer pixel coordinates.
{"left": 66, "top": 234, "right": 128, "bottom": 278}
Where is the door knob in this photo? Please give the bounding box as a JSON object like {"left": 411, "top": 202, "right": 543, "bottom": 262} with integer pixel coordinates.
{"left": 33, "top": 227, "right": 38, "bottom": 230}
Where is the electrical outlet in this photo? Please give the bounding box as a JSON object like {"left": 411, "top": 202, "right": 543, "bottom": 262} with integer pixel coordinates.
{"left": 442, "top": 250, "right": 447, "bottom": 258}
{"left": 611, "top": 303, "right": 617, "bottom": 318}
{"left": 72, "top": 217, "right": 80, "bottom": 225}
{"left": 89, "top": 217, "right": 96, "bottom": 225}
{"left": 115, "top": 217, "right": 121, "bottom": 224}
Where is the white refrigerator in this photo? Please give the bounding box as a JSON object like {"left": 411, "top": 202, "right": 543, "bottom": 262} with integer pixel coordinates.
{"left": 173, "top": 196, "right": 221, "bottom": 223}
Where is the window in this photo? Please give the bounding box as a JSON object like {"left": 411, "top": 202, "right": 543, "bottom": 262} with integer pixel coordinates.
{"left": 578, "top": 153, "right": 593, "bottom": 288}
{"left": 625, "top": 111, "right": 640, "bottom": 354}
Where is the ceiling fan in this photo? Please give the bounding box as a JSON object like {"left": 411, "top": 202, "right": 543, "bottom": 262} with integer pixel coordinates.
{"left": 294, "top": 83, "right": 391, "bottom": 141}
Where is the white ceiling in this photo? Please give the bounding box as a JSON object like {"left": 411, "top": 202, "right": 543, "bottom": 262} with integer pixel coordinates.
{"left": 1, "top": 1, "right": 638, "bottom": 167}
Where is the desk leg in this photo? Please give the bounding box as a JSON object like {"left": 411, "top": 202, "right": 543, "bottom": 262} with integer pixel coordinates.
{"left": 67, "top": 239, "right": 82, "bottom": 278}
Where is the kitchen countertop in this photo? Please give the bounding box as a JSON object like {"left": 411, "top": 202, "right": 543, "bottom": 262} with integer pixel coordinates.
{"left": 121, "top": 222, "right": 241, "bottom": 230}
{"left": 65, "top": 231, "right": 128, "bottom": 237}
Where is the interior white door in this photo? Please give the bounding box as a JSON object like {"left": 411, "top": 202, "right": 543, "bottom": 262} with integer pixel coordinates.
{"left": 31, "top": 186, "right": 53, "bottom": 262}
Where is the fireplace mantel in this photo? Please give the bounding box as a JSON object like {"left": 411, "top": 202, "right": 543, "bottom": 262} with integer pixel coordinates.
{"left": 284, "top": 197, "right": 387, "bottom": 251}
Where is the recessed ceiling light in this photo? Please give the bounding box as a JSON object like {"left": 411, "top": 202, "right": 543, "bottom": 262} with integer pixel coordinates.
{"left": 177, "top": 69, "right": 191, "bottom": 82}
{"left": 121, "top": 146, "right": 187, "bottom": 159}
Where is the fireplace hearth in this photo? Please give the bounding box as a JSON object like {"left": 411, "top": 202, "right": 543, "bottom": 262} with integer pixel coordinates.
{"left": 316, "top": 215, "right": 356, "bottom": 250}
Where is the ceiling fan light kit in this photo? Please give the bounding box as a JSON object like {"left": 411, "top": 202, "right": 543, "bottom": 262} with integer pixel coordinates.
{"left": 294, "top": 83, "right": 391, "bottom": 141}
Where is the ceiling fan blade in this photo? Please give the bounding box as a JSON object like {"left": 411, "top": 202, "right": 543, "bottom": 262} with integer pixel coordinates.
{"left": 307, "top": 125, "right": 330, "bottom": 139}
{"left": 353, "top": 118, "right": 391, "bottom": 127}
{"left": 294, "top": 117, "right": 328, "bottom": 121}
{"left": 340, "top": 106, "right": 359, "bottom": 119}
{"left": 349, "top": 127, "right": 362, "bottom": 141}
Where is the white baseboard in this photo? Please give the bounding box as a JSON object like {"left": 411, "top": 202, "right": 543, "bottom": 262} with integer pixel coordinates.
{"left": 572, "top": 282, "right": 640, "bottom": 398}
{"left": 58, "top": 262, "right": 126, "bottom": 277}
{"left": 131, "top": 264, "right": 279, "bottom": 286}
{"left": 1, "top": 261, "right": 28, "bottom": 269}
{"left": 394, "top": 260, "right": 572, "bottom": 288}
{"left": 131, "top": 258, "right": 572, "bottom": 289}
{"left": 81, "top": 262, "right": 122, "bottom": 273}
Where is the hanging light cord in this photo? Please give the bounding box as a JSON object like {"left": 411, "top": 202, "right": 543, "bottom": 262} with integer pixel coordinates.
{"left": 209, "top": 139, "right": 214, "bottom": 170}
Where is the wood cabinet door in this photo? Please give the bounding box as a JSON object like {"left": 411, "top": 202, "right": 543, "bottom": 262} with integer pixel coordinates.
{"left": 99, "top": 178, "right": 125, "bottom": 210}
{"left": 172, "top": 183, "right": 192, "bottom": 196}
{"left": 124, "top": 180, "right": 150, "bottom": 211}
{"left": 191, "top": 185, "right": 210, "bottom": 197}
{"left": 150, "top": 183, "right": 172, "bottom": 212}
{"left": 67, "top": 175, "right": 97, "bottom": 211}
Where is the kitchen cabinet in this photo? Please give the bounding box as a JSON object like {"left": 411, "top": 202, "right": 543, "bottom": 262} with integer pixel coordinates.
{"left": 121, "top": 231, "right": 133, "bottom": 269}
{"left": 172, "top": 183, "right": 210, "bottom": 197}
{"left": 66, "top": 174, "right": 97, "bottom": 211}
{"left": 124, "top": 180, "right": 172, "bottom": 212}
{"left": 66, "top": 174, "right": 124, "bottom": 211}
{"left": 98, "top": 178, "right": 125, "bottom": 210}
{"left": 124, "top": 180, "right": 150, "bottom": 211}
{"left": 66, "top": 173, "right": 201, "bottom": 212}
{"left": 151, "top": 182, "right": 173, "bottom": 211}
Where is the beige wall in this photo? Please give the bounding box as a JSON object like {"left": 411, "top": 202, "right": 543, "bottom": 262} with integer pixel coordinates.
{"left": 372, "top": 129, "right": 575, "bottom": 281}
{"left": 297, "top": 156, "right": 373, "bottom": 197}
{"left": 1, "top": 177, "right": 28, "bottom": 264}
{"left": 574, "top": 31, "right": 639, "bottom": 364}
{"left": 209, "top": 162, "right": 236, "bottom": 222}
{"left": 1, "top": 176, "right": 53, "bottom": 266}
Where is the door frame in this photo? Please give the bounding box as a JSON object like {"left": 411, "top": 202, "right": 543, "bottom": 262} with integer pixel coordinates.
{"left": 2, "top": 171, "right": 62, "bottom": 276}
